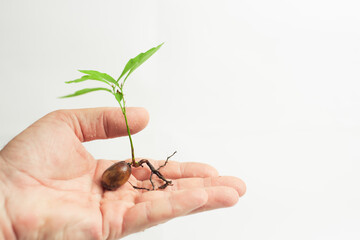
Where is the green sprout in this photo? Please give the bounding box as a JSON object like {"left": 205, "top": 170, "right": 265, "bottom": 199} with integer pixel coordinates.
{"left": 61, "top": 43, "right": 175, "bottom": 191}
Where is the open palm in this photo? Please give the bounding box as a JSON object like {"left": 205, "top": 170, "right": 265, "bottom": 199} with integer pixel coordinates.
{"left": 0, "top": 107, "right": 246, "bottom": 240}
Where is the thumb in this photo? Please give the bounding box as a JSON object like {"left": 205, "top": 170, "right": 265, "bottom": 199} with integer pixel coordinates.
{"left": 49, "top": 107, "right": 149, "bottom": 142}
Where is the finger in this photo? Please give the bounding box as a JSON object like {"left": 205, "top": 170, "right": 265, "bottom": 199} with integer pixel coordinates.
{"left": 47, "top": 107, "right": 149, "bottom": 142}
{"left": 121, "top": 189, "right": 208, "bottom": 238}
{"left": 135, "top": 186, "right": 241, "bottom": 215}
{"left": 190, "top": 186, "right": 241, "bottom": 214}
{"left": 130, "top": 160, "right": 219, "bottom": 180}
{"left": 132, "top": 176, "right": 246, "bottom": 198}
{"left": 171, "top": 176, "right": 246, "bottom": 197}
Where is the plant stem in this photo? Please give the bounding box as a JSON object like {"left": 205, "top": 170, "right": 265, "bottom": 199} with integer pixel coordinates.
{"left": 116, "top": 95, "right": 136, "bottom": 166}
{"left": 122, "top": 106, "right": 136, "bottom": 164}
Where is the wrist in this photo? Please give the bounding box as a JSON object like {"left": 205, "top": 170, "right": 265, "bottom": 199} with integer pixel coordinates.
{"left": 0, "top": 153, "right": 16, "bottom": 240}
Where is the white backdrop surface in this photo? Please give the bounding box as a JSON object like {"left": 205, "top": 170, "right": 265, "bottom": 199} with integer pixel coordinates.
{"left": 1, "top": 1, "right": 360, "bottom": 239}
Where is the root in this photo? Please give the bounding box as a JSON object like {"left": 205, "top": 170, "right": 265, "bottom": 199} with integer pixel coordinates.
{"left": 132, "top": 151, "right": 177, "bottom": 191}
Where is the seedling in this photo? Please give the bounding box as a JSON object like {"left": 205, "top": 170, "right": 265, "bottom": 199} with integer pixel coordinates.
{"left": 61, "top": 43, "right": 176, "bottom": 191}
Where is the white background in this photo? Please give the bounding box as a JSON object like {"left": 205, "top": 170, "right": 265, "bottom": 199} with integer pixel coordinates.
{"left": 1, "top": 0, "right": 360, "bottom": 239}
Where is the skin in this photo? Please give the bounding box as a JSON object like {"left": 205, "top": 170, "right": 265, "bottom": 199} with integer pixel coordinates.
{"left": 0, "top": 107, "right": 246, "bottom": 240}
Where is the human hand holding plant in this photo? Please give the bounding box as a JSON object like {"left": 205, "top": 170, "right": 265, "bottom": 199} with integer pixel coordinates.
{"left": 0, "top": 107, "right": 245, "bottom": 239}
{"left": 0, "top": 44, "right": 246, "bottom": 239}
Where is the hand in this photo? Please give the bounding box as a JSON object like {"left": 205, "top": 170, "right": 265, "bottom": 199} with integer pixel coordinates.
{"left": 0, "top": 107, "right": 246, "bottom": 240}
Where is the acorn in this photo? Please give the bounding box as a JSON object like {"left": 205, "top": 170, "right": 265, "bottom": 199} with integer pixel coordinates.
{"left": 101, "top": 161, "right": 131, "bottom": 191}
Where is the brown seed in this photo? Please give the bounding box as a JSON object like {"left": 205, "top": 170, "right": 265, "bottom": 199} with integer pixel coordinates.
{"left": 101, "top": 161, "right": 131, "bottom": 191}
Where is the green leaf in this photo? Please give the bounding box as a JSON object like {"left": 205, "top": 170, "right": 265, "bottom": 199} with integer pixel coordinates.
{"left": 59, "top": 87, "right": 112, "bottom": 98}
{"left": 65, "top": 75, "right": 110, "bottom": 86}
{"left": 77, "top": 70, "right": 119, "bottom": 87}
{"left": 118, "top": 42, "right": 164, "bottom": 83}
{"left": 114, "top": 91, "right": 123, "bottom": 102}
